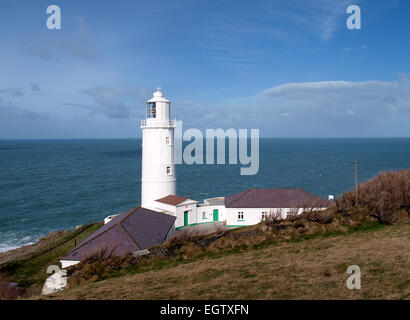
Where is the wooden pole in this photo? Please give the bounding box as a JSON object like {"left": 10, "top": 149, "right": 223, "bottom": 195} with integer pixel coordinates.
{"left": 354, "top": 160, "right": 358, "bottom": 206}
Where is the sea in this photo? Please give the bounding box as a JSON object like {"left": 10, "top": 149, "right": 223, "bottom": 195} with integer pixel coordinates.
{"left": 0, "top": 138, "right": 409, "bottom": 253}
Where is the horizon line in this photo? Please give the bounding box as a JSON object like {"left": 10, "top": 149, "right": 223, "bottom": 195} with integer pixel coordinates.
{"left": 1, "top": 137, "right": 410, "bottom": 141}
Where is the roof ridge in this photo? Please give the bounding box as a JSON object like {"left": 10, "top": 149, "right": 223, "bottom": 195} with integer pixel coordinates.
{"left": 118, "top": 221, "right": 141, "bottom": 251}
{"left": 159, "top": 220, "right": 176, "bottom": 245}
{"left": 155, "top": 194, "right": 195, "bottom": 205}
{"left": 118, "top": 207, "right": 142, "bottom": 250}
{"left": 118, "top": 207, "right": 139, "bottom": 224}
{"left": 63, "top": 207, "right": 139, "bottom": 257}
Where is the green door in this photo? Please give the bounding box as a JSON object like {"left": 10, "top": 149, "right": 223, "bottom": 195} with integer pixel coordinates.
{"left": 213, "top": 209, "right": 219, "bottom": 222}
{"left": 184, "top": 211, "right": 189, "bottom": 226}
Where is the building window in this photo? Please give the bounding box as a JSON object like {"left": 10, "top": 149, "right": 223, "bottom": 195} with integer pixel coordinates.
{"left": 147, "top": 102, "right": 156, "bottom": 118}
{"left": 238, "top": 212, "right": 244, "bottom": 220}
{"left": 166, "top": 166, "right": 172, "bottom": 175}
{"left": 202, "top": 212, "right": 206, "bottom": 219}
{"left": 261, "top": 212, "right": 268, "bottom": 221}
{"left": 166, "top": 137, "right": 171, "bottom": 145}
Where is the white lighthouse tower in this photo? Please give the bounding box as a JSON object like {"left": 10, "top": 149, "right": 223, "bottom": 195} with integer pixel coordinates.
{"left": 140, "top": 88, "right": 176, "bottom": 209}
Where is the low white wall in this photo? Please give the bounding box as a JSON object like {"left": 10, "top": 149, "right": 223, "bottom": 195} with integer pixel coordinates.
{"left": 60, "top": 260, "right": 80, "bottom": 269}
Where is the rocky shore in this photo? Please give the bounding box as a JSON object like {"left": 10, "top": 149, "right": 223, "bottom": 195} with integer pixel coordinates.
{"left": 0, "top": 228, "right": 80, "bottom": 265}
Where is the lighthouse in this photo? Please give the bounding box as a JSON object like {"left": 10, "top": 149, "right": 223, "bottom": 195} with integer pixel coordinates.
{"left": 140, "top": 88, "right": 176, "bottom": 209}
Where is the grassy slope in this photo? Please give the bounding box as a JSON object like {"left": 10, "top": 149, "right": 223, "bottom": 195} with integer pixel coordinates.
{"left": 42, "top": 222, "right": 410, "bottom": 300}
{"left": 0, "top": 223, "right": 101, "bottom": 297}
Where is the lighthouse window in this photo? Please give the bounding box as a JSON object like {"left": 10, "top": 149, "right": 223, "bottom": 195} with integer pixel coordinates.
{"left": 166, "top": 137, "right": 170, "bottom": 145}
{"left": 147, "top": 102, "right": 156, "bottom": 118}
{"left": 166, "top": 166, "right": 172, "bottom": 175}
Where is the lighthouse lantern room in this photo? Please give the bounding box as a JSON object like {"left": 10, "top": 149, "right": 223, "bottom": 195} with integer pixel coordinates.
{"left": 140, "top": 88, "right": 176, "bottom": 209}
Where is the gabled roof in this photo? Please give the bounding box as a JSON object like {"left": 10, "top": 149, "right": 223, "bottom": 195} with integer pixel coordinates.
{"left": 62, "top": 207, "right": 176, "bottom": 262}
{"left": 225, "top": 188, "right": 328, "bottom": 208}
{"left": 155, "top": 195, "right": 197, "bottom": 206}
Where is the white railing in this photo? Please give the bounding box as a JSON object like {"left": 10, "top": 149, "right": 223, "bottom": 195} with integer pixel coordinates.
{"left": 140, "top": 119, "right": 176, "bottom": 127}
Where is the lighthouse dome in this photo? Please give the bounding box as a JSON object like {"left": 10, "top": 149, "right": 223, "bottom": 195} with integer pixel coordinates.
{"left": 147, "top": 87, "right": 170, "bottom": 103}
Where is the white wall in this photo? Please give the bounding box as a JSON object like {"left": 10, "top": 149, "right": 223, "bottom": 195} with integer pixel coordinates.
{"left": 155, "top": 199, "right": 328, "bottom": 229}
{"left": 154, "top": 200, "right": 198, "bottom": 228}
{"left": 60, "top": 260, "right": 80, "bottom": 269}
{"left": 175, "top": 201, "right": 198, "bottom": 228}
{"left": 141, "top": 126, "right": 176, "bottom": 210}
{"left": 196, "top": 205, "right": 226, "bottom": 224}
{"left": 153, "top": 201, "right": 177, "bottom": 214}
{"left": 225, "top": 207, "right": 327, "bottom": 226}
{"left": 226, "top": 207, "right": 272, "bottom": 226}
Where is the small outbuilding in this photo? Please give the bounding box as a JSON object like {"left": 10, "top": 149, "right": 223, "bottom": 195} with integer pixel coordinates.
{"left": 153, "top": 195, "right": 198, "bottom": 229}
{"left": 60, "top": 207, "right": 176, "bottom": 268}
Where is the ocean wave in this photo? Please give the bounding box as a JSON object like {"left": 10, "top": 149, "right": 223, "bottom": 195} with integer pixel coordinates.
{"left": 0, "top": 233, "right": 37, "bottom": 254}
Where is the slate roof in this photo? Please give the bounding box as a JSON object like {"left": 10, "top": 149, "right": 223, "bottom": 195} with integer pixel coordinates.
{"left": 62, "top": 207, "right": 176, "bottom": 262}
{"left": 225, "top": 188, "right": 329, "bottom": 208}
{"left": 155, "top": 195, "right": 196, "bottom": 206}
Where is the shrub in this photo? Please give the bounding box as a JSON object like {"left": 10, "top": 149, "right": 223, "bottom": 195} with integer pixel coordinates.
{"left": 0, "top": 274, "right": 21, "bottom": 300}
{"left": 265, "top": 212, "right": 282, "bottom": 227}
{"left": 68, "top": 247, "right": 134, "bottom": 286}
{"left": 336, "top": 169, "right": 410, "bottom": 224}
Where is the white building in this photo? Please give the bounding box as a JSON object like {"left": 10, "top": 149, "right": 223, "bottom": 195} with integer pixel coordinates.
{"left": 152, "top": 195, "right": 228, "bottom": 229}
{"left": 138, "top": 88, "right": 330, "bottom": 230}
{"left": 140, "top": 88, "right": 176, "bottom": 209}
{"left": 196, "top": 197, "right": 227, "bottom": 226}
{"left": 223, "top": 188, "right": 330, "bottom": 227}
{"left": 148, "top": 188, "right": 329, "bottom": 229}
{"left": 153, "top": 195, "right": 198, "bottom": 228}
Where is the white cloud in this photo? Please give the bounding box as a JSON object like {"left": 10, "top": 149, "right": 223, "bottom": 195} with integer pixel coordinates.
{"left": 268, "top": 0, "right": 356, "bottom": 40}
{"left": 172, "top": 74, "right": 410, "bottom": 137}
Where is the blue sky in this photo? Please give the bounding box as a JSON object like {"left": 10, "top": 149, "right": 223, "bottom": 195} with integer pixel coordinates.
{"left": 0, "top": 0, "right": 409, "bottom": 138}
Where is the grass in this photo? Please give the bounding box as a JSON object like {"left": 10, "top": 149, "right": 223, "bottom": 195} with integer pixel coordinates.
{"left": 1, "top": 169, "right": 408, "bottom": 300}
{"left": 0, "top": 223, "right": 102, "bottom": 297}
{"left": 38, "top": 222, "right": 410, "bottom": 300}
